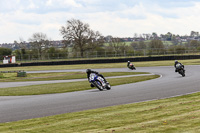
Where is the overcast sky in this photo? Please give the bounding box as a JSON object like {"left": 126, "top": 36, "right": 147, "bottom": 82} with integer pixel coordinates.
{"left": 0, "top": 0, "right": 200, "bottom": 43}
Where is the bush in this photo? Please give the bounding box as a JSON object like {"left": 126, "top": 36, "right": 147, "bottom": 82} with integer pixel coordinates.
{"left": 17, "top": 71, "right": 27, "bottom": 77}
{"left": 0, "top": 47, "right": 12, "bottom": 59}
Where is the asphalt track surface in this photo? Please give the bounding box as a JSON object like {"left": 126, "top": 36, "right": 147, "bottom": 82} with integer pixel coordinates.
{"left": 0, "top": 65, "right": 200, "bottom": 123}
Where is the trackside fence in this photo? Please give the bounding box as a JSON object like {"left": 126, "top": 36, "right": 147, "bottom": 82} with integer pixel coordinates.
{"left": 0, "top": 55, "right": 200, "bottom": 67}
{"left": 12, "top": 49, "right": 200, "bottom": 62}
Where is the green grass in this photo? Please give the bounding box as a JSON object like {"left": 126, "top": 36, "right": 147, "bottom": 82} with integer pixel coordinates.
{"left": 0, "top": 75, "right": 159, "bottom": 96}
{"left": 0, "top": 91, "right": 199, "bottom": 133}
{"left": 0, "top": 59, "right": 199, "bottom": 132}
{"left": 0, "top": 72, "right": 148, "bottom": 82}
{"left": 103, "top": 42, "right": 132, "bottom": 46}
{"left": 162, "top": 41, "right": 174, "bottom": 46}
{"left": 0, "top": 59, "right": 200, "bottom": 72}
{"left": 104, "top": 41, "right": 173, "bottom": 46}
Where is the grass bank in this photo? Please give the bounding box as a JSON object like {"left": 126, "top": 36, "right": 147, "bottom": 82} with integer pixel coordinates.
{"left": 0, "top": 91, "right": 199, "bottom": 132}
{"left": 0, "top": 72, "right": 148, "bottom": 82}
{"left": 0, "top": 75, "right": 159, "bottom": 96}
{"left": 0, "top": 59, "right": 200, "bottom": 71}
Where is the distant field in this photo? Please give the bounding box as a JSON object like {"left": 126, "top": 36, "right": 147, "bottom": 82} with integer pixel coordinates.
{"left": 104, "top": 40, "right": 176, "bottom": 46}
{"left": 104, "top": 41, "right": 132, "bottom": 46}
{"left": 162, "top": 41, "right": 173, "bottom": 45}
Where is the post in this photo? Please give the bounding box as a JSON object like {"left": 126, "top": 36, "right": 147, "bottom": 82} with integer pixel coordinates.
{"left": 143, "top": 49, "right": 146, "bottom": 56}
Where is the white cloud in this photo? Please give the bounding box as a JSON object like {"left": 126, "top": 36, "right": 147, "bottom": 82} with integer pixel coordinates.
{"left": 27, "top": 0, "right": 39, "bottom": 9}
{"left": 81, "top": 1, "right": 200, "bottom": 38}
{"left": 46, "top": 0, "right": 52, "bottom": 6}
{"left": 63, "top": 0, "right": 82, "bottom": 7}
{"left": 1, "top": 0, "right": 200, "bottom": 43}
{"left": 45, "top": 0, "right": 82, "bottom": 8}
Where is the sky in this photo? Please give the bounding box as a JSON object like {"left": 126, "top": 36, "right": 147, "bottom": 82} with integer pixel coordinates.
{"left": 1, "top": 0, "right": 200, "bottom": 43}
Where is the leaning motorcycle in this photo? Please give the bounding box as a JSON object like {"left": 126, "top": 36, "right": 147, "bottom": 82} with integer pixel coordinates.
{"left": 89, "top": 73, "right": 111, "bottom": 91}
{"left": 128, "top": 64, "right": 136, "bottom": 70}
{"left": 176, "top": 64, "right": 185, "bottom": 77}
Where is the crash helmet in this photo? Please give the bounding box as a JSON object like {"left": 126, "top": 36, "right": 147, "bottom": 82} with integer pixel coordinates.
{"left": 128, "top": 61, "right": 130, "bottom": 63}
{"left": 86, "top": 69, "right": 91, "bottom": 73}
{"left": 175, "top": 60, "right": 178, "bottom": 64}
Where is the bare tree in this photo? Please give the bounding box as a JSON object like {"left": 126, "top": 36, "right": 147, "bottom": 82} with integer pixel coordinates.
{"left": 190, "top": 31, "right": 199, "bottom": 37}
{"left": 18, "top": 37, "right": 27, "bottom": 49}
{"left": 14, "top": 38, "right": 27, "bottom": 60}
{"left": 138, "top": 41, "right": 146, "bottom": 49}
{"left": 108, "top": 37, "right": 128, "bottom": 54}
{"left": 60, "top": 19, "right": 103, "bottom": 57}
{"left": 13, "top": 38, "right": 26, "bottom": 50}
{"left": 29, "top": 32, "right": 51, "bottom": 59}
{"left": 148, "top": 39, "right": 165, "bottom": 54}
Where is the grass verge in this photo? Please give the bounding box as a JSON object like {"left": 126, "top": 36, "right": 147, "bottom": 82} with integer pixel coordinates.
{"left": 0, "top": 91, "right": 199, "bottom": 132}
{"left": 0, "top": 75, "right": 159, "bottom": 96}
{"left": 0, "top": 72, "right": 148, "bottom": 82}
{"left": 0, "top": 59, "right": 200, "bottom": 71}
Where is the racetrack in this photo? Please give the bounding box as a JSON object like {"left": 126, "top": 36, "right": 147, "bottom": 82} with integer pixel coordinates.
{"left": 0, "top": 65, "right": 200, "bottom": 123}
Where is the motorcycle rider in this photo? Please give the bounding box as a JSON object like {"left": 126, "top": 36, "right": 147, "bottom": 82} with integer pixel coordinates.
{"left": 174, "top": 60, "right": 184, "bottom": 72}
{"left": 127, "top": 61, "right": 135, "bottom": 69}
{"left": 86, "top": 69, "right": 108, "bottom": 87}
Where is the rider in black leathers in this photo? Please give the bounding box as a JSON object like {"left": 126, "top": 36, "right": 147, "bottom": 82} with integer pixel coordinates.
{"left": 127, "top": 61, "right": 131, "bottom": 67}
{"left": 86, "top": 69, "right": 108, "bottom": 87}
{"left": 174, "top": 60, "right": 184, "bottom": 72}
{"left": 127, "top": 61, "right": 135, "bottom": 70}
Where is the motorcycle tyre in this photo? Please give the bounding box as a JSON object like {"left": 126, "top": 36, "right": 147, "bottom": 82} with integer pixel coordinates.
{"left": 95, "top": 81, "right": 104, "bottom": 91}
{"left": 179, "top": 69, "right": 185, "bottom": 77}
{"left": 182, "top": 72, "right": 185, "bottom": 77}
{"left": 105, "top": 84, "right": 111, "bottom": 90}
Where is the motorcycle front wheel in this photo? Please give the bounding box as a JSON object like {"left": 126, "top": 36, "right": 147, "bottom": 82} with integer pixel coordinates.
{"left": 95, "top": 81, "right": 104, "bottom": 91}
{"left": 179, "top": 70, "right": 185, "bottom": 77}
{"left": 105, "top": 83, "right": 111, "bottom": 90}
